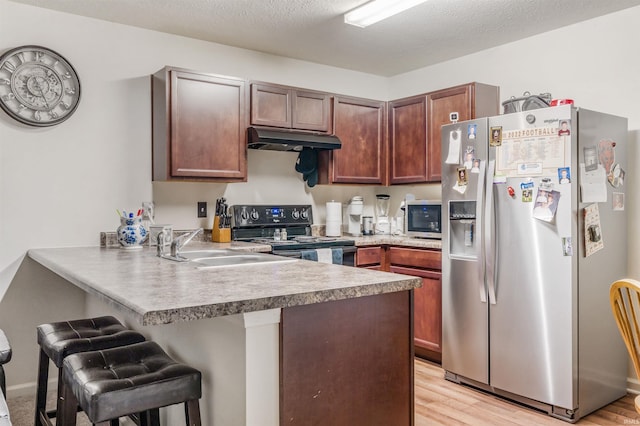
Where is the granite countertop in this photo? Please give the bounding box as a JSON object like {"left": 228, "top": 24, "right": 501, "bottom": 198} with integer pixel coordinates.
{"left": 350, "top": 235, "right": 442, "bottom": 249}
{"left": 27, "top": 241, "right": 421, "bottom": 326}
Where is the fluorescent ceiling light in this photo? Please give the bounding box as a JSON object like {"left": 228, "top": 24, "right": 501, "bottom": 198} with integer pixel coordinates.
{"left": 344, "top": 0, "right": 428, "bottom": 28}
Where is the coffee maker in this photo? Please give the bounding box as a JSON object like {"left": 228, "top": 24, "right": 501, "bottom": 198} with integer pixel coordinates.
{"left": 346, "top": 196, "right": 363, "bottom": 236}
{"left": 375, "top": 194, "right": 391, "bottom": 234}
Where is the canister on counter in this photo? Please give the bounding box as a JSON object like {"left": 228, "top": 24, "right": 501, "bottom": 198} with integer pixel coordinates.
{"left": 362, "top": 216, "right": 374, "bottom": 235}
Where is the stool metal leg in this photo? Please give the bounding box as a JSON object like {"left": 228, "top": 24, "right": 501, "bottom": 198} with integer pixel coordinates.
{"left": 184, "top": 399, "right": 201, "bottom": 426}
{"left": 35, "top": 348, "right": 50, "bottom": 426}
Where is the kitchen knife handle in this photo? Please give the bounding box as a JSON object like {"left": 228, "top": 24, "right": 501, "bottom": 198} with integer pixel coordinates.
{"left": 485, "top": 159, "right": 497, "bottom": 305}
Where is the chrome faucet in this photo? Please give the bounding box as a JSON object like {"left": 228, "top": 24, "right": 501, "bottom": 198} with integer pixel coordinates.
{"left": 171, "top": 228, "right": 203, "bottom": 257}
{"left": 157, "top": 228, "right": 203, "bottom": 261}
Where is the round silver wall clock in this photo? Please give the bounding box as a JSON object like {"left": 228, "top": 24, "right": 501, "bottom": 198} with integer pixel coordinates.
{"left": 0, "top": 45, "right": 81, "bottom": 127}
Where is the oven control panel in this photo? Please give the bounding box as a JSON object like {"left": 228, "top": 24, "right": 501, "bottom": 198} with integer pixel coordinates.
{"left": 231, "top": 205, "right": 313, "bottom": 227}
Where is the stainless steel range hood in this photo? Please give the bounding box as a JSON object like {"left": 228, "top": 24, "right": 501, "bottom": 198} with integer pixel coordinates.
{"left": 247, "top": 127, "right": 341, "bottom": 151}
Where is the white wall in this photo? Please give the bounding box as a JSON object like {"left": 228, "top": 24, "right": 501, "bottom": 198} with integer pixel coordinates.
{"left": 388, "top": 7, "right": 640, "bottom": 280}
{"left": 1, "top": 0, "right": 639, "bottom": 393}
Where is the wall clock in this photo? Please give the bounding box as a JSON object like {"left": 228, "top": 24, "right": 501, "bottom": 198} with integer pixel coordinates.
{"left": 0, "top": 45, "right": 81, "bottom": 127}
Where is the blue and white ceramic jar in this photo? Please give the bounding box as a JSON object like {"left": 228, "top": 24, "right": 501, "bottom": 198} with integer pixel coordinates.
{"left": 117, "top": 215, "right": 148, "bottom": 249}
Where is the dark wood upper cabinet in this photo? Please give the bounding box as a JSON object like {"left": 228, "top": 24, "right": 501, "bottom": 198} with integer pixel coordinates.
{"left": 318, "top": 96, "right": 387, "bottom": 185}
{"left": 389, "top": 82, "right": 499, "bottom": 184}
{"left": 427, "top": 83, "right": 497, "bottom": 182}
{"left": 152, "top": 67, "right": 247, "bottom": 182}
{"left": 250, "top": 82, "right": 331, "bottom": 132}
{"left": 388, "top": 95, "right": 428, "bottom": 184}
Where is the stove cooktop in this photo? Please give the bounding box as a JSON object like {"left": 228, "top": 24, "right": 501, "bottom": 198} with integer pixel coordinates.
{"left": 250, "top": 236, "right": 355, "bottom": 251}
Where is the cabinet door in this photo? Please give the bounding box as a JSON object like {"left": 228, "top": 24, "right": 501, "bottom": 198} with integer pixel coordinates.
{"left": 292, "top": 90, "right": 331, "bottom": 132}
{"left": 427, "top": 84, "right": 472, "bottom": 182}
{"left": 389, "top": 95, "right": 428, "bottom": 184}
{"left": 323, "top": 96, "right": 387, "bottom": 184}
{"left": 250, "top": 83, "right": 291, "bottom": 128}
{"left": 169, "top": 70, "right": 247, "bottom": 180}
{"left": 356, "top": 246, "right": 383, "bottom": 268}
{"left": 390, "top": 265, "right": 442, "bottom": 359}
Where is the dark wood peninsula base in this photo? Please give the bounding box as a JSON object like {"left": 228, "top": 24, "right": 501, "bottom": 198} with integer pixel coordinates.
{"left": 280, "top": 290, "right": 414, "bottom": 426}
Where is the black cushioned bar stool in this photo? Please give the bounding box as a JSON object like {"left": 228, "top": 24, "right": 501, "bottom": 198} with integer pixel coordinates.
{"left": 35, "top": 316, "right": 146, "bottom": 426}
{"left": 0, "top": 328, "right": 11, "bottom": 397}
{"left": 58, "top": 341, "right": 202, "bottom": 426}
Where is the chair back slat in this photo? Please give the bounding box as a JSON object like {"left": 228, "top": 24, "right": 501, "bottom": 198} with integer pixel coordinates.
{"left": 610, "top": 279, "right": 640, "bottom": 380}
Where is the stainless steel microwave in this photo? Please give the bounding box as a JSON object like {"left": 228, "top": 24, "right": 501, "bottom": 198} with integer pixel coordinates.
{"left": 405, "top": 200, "right": 442, "bottom": 239}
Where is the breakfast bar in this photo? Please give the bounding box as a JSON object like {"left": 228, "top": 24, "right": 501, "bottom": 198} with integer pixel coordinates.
{"left": 27, "top": 242, "right": 421, "bottom": 426}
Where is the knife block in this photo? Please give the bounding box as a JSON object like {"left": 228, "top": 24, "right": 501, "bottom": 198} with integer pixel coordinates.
{"left": 212, "top": 216, "right": 231, "bottom": 243}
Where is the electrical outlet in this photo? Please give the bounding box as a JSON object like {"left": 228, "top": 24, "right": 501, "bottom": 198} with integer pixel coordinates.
{"left": 197, "top": 202, "right": 207, "bottom": 218}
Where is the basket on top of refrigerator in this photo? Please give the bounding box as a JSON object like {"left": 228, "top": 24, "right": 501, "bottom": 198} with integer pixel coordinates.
{"left": 501, "top": 91, "right": 552, "bottom": 114}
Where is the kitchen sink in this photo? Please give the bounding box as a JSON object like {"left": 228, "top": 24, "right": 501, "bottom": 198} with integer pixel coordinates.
{"left": 179, "top": 250, "right": 298, "bottom": 269}
{"left": 179, "top": 249, "right": 240, "bottom": 259}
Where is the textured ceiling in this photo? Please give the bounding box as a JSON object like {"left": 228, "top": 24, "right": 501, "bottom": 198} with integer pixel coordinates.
{"left": 8, "top": 0, "right": 640, "bottom": 76}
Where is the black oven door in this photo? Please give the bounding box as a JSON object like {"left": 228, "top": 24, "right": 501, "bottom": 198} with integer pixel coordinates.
{"left": 273, "top": 246, "right": 356, "bottom": 267}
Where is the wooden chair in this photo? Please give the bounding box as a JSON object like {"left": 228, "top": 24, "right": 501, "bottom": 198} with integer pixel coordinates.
{"left": 609, "top": 278, "right": 640, "bottom": 413}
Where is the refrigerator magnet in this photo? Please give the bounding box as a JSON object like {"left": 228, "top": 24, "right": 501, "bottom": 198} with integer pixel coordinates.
{"left": 558, "top": 167, "right": 571, "bottom": 184}
{"left": 613, "top": 192, "right": 625, "bottom": 211}
{"left": 468, "top": 124, "right": 477, "bottom": 140}
{"left": 562, "top": 237, "right": 573, "bottom": 256}
{"left": 608, "top": 163, "right": 625, "bottom": 188}
{"left": 457, "top": 167, "right": 468, "bottom": 186}
{"left": 583, "top": 146, "right": 598, "bottom": 172}
{"left": 490, "top": 126, "right": 502, "bottom": 147}
{"left": 521, "top": 182, "right": 534, "bottom": 202}
{"left": 558, "top": 120, "right": 571, "bottom": 136}
{"left": 533, "top": 189, "right": 560, "bottom": 222}
{"left": 464, "top": 146, "right": 475, "bottom": 169}
{"left": 471, "top": 159, "right": 481, "bottom": 173}
{"left": 597, "top": 139, "right": 616, "bottom": 175}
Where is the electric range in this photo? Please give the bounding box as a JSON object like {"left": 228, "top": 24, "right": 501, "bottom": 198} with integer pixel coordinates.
{"left": 230, "top": 204, "right": 356, "bottom": 264}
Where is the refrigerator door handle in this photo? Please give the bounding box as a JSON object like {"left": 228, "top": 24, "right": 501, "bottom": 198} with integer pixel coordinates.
{"left": 476, "top": 159, "right": 487, "bottom": 303}
{"left": 485, "top": 159, "right": 497, "bottom": 305}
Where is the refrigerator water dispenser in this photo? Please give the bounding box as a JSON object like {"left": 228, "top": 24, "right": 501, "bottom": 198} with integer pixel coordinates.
{"left": 449, "top": 200, "right": 477, "bottom": 258}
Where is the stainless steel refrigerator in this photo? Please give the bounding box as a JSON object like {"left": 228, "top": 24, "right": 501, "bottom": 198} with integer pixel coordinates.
{"left": 441, "top": 105, "right": 628, "bottom": 421}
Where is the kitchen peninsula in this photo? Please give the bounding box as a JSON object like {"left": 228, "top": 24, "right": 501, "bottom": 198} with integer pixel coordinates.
{"left": 28, "top": 241, "right": 421, "bottom": 426}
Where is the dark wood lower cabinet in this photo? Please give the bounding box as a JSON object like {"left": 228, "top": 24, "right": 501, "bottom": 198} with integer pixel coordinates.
{"left": 280, "top": 291, "right": 414, "bottom": 426}
{"left": 357, "top": 245, "right": 443, "bottom": 363}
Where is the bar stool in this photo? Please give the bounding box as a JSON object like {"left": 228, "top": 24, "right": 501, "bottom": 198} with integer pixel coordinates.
{"left": 35, "top": 316, "right": 146, "bottom": 426}
{"left": 58, "top": 340, "right": 202, "bottom": 426}
{"left": 0, "top": 328, "right": 11, "bottom": 397}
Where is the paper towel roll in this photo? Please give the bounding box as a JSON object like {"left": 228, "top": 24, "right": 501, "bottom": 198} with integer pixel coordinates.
{"left": 326, "top": 201, "right": 342, "bottom": 236}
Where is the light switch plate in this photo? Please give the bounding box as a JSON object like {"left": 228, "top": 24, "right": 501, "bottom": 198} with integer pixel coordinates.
{"left": 197, "top": 201, "right": 207, "bottom": 218}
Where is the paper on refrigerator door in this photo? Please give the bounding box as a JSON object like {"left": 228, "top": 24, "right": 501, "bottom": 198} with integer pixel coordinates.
{"left": 445, "top": 129, "right": 462, "bottom": 164}
{"left": 579, "top": 163, "right": 607, "bottom": 203}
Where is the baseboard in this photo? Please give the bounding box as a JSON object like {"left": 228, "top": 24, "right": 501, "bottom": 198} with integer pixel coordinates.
{"left": 628, "top": 377, "right": 640, "bottom": 395}
{"left": 6, "top": 378, "right": 56, "bottom": 399}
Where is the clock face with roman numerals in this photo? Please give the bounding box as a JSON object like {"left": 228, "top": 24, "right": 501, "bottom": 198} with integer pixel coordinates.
{"left": 0, "top": 45, "right": 81, "bottom": 127}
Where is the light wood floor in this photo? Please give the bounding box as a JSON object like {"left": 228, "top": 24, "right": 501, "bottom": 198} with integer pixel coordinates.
{"left": 415, "top": 358, "right": 640, "bottom": 425}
